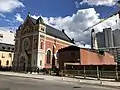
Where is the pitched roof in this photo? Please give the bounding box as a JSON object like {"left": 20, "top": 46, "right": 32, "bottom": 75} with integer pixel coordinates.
{"left": 46, "top": 25, "right": 72, "bottom": 42}
{"left": 58, "top": 45, "right": 80, "bottom": 52}
{"left": 29, "top": 16, "right": 73, "bottom": 43}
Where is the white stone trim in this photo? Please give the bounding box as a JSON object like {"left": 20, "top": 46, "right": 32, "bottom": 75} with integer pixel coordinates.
{"left": 55, "top": 50, "right": 58, "bottom": 59}
{"left": 42, "top": 32, "right": 46, "bottom": 67}
{"left": 46, "top": 48, "right": 52, "bottom": 54}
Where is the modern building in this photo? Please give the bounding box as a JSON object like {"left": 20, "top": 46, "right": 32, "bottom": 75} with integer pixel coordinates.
{"left": 96, "top": 32, "right": 105, "bottom": 48}
{"left": 13, "top": 14, "right": 74, "bottom": 72}
{"left": 58, "top": 46, "right": 116, "bottom": 70}
{"left": 103, "top": 28, "right": 114, "bottom": 48}
{"left": 0, "top": 28, "right": 15, "bottom": 45}
{"left": 96, "top": 29, "right": 120, "bottom": 64}
{"left": 0, "top": 43, "right": 14, "bottom": 68}
{"left": 113, "top": 29, "right": 120, "bottom": 47}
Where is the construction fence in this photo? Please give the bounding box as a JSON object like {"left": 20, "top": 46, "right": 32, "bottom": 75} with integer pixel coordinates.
{"left": 59, "top": 65, "right": 120, "bottom": 80}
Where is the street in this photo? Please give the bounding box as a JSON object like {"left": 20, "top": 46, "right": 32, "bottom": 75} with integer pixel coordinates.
{"left": 0, "top": 75, "right": 119, "bottom": 90}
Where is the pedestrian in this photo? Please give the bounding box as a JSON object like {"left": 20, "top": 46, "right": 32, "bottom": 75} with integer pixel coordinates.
{"left": 37, "top": 67, "right": 40, "bottom": 74}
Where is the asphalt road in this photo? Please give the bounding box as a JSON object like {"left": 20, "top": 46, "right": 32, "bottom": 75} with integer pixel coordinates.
{"left": 0, "top": 75, "right": 119, "bottom": 90}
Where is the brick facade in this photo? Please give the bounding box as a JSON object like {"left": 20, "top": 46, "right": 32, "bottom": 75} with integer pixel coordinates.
{"left": 58, "top": 46, "right": 116, "bottom": 69}
{"left": 13, "top": 15, "right": 73, "bottom": 71}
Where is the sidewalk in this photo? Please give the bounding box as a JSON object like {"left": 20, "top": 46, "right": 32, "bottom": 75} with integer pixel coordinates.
{"left": 0, "top": 71, "right": 120, "bottom": 87}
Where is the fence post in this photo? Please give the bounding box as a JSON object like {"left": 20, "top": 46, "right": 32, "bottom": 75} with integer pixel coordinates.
{"left": 78, "top": 70, "right": 80, "bottom": 76}
{"left": 97, "top": 65, "right": 100, "bottom": 80}
{"left": 84, "top": 65, "right": 86, "bottom": 79}
{"left": 116, "top": 64, "right": 119, "bottom": 80}
{"left": 62, "top": 69, "right": 64, "bottom": 77}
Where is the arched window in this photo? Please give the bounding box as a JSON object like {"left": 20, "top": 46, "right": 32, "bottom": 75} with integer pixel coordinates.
{"left": 40, "top": 41, "right": 44, "bottom": 49}
{"left": 6, "top": 60, "right": 9, "bottom": 66}
{"left": 2, "top": 46, "right": 5, "bottom": 49}
{"left": 47, "top": 50, "right": 51, "bottom": 64}
{"left": 0, "top": 60, "right": 1, "bottom": 66}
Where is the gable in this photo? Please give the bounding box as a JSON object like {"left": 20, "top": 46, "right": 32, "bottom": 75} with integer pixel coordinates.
{"left": 18, "top": 16, "right": 73, "bottom": 43}
{"left": 20, "top": 16, "right": 34, "bottom": 35}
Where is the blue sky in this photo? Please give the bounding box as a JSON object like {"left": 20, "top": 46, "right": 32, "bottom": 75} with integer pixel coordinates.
{"left": 0, "top": 0, "right": 119, "bottom": 47}
{"left": 0, "top": 0, "right": 119, "bottom": 27}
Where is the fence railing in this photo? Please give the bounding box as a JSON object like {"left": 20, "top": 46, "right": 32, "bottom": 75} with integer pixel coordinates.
{"left": 1, "top": 66, "right": 120, "bottom": 80}
{"left": 63, "top": 70, "right": 120, "bottom": 80}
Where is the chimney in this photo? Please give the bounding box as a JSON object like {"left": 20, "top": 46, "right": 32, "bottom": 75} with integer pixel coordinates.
{"left": 71, "top": 38, "right": 74, "bottom": 43}
{"left": 91, "top": 29, "right": 95, "bottom": 49}
{"left": 62, "top": 29, "right": 65, "bottom": 33}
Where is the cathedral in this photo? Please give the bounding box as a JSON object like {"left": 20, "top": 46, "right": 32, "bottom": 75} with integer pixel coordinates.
{"left": 13, "top": 14, "right": 74, "bottom": 71}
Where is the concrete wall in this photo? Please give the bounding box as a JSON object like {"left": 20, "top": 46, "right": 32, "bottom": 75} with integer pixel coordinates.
{"left": 113, "top": 29, "right": 120, "bottom": 47}
{"left": 0, "top": 29, "right": 15, "bottom": 45}
{"left": 96, "top": 32, "right": 105, "bottom": 48}
{"left": 103, "top": 28, "right": 114, "bottom": 48}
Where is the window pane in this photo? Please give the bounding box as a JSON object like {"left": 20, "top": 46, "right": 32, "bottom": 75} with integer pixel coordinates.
{"left": 40, "top": 61, "right": 42, "bottom": 66}
{"left": 9, "top": 53, "right": 12, "bottom": 57}
{"left": 47, "top": 50, "right": 51, "bottom": 64}
{"left": 34, "top": 39, "right": 37, "bottom": 49}
{"left": 6, "top": 60, "right": 9, "bottom": 65}
{"left": 40, "top": 42, "right": 44, "bottom": 49}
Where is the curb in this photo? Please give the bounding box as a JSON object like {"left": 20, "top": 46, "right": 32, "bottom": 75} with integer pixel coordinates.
{"left": 0, "top": 72, "right": 120, "bottom": 89}
{"left": 0, "top": 73, "right": 45, "bottom": 80}
{"left": 61, "top": 77, "right": 120, "bottom": 88}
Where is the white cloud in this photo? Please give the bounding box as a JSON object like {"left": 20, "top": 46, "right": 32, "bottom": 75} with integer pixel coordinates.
{"left": 31, "top": 15, "right": 40, "bottom": 19}
{"left": 14, "top": 13, "right": 24, "bottom": 23}
{"left": 75, "top": 1, "right": 80, "bottom": 8}
{"left": 42, "top": 8, "right": 101, "bottom": 45}
{"left": 0, "top": 13, "right": 6, "bottom": 18}
{"left": 0, "top": 27, "right": 17, "bottom": 32}
{"left": 80, "top": 0, "right": 116, "bottom": 6}
{"left": 5, "top": 19, "right": 11, "bottom": 22}
{"left": 31, "top": 8, "right": 118, "bottom": 47}
{"left": 0, "top": 0, "right": 24, "bottom": 13}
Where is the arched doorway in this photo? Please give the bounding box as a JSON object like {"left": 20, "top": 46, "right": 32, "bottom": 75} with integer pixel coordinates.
{"left": 20, "top": 56, "right": 26, "bottom": 71}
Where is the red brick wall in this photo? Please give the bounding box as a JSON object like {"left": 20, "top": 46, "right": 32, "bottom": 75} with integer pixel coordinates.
{"left": 58, "top": 48, "right": 116, "bottom": 69}
{"left": 44, "top": 37, "right": 71, "bottom": 68}
{"left": 80, "top": 49, "right": 116, "bottom": 65}
{"left": 58, "top": 50, "right": 80, "bottom": 69}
